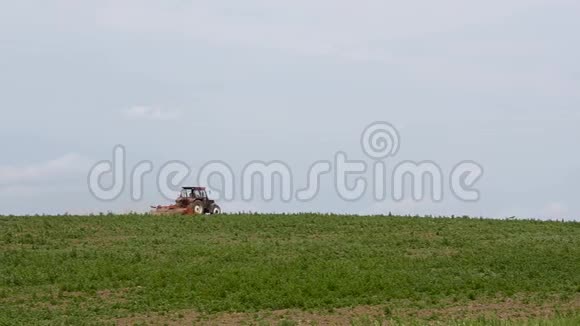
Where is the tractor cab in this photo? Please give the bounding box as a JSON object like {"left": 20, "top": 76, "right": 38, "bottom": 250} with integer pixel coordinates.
{"left": 180, "top": 187, "right": 208, "bottom": 200}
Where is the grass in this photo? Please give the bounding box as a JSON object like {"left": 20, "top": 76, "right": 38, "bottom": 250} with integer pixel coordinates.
{"left": 0, "top": 213, "right": 579, "bottom": 325}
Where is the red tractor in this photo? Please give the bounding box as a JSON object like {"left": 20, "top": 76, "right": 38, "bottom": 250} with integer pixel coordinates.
{"left": 151, "top": 187, "right": 222, "bottom": 215}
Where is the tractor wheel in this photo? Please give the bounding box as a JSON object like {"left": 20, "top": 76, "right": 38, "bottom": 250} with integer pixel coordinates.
{"left": 210, "top": 204, "right": 222, "bottom": 215}
{"left": 192, "top": 201, "right": 204, "bottom": 215}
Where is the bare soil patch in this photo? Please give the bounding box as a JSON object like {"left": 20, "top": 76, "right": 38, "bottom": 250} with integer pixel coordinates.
{"left": 115, "top": 294, "right": 580, "bottom": 325}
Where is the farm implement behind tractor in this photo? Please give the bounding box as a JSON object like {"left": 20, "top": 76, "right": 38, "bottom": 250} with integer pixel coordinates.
{"left": 151, "top": 187, "right": 222, "bottom": 215}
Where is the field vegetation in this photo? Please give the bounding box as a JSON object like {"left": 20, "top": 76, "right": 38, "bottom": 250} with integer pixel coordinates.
{"left": 1, "top": 213, "right": 579, "bottom": 325}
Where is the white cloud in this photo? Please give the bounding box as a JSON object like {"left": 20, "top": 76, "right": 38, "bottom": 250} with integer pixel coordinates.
{"left": 123, "top": 106, "right": 181, "bottom": 121}
{"left": 0, "top": 154, "right": 93, "bottom": 186}
{"left": 541, "top": 202, "right": 569, "bottom": 219}
{"left": 93, "top": 1, "right": 561, "bottom": 58}
{"left": 495, "top": 202, "right": 573, "bottom": 221}
{"left": 90, "top": 1, "right": 580, "bottom": 98}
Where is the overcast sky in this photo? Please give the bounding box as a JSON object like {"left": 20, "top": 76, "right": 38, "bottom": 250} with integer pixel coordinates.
{"left": 0, "top": 1, "right": 578, "bottom": 219}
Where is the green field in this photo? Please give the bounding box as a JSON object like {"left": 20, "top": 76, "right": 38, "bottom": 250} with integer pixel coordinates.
{"left": 1, "top": 214, "right": 579, "bottom": 325}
